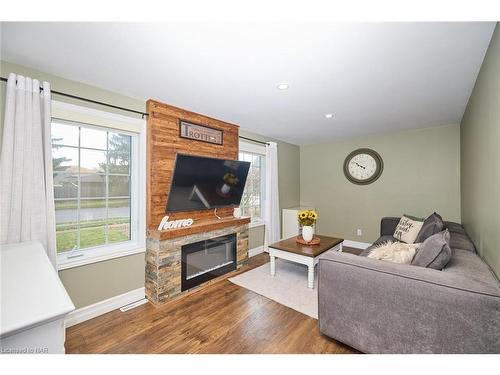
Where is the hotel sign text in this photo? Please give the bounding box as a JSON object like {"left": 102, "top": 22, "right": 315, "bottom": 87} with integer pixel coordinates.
{"left": 179, "top": 120, "right": 223, "bottom": 145}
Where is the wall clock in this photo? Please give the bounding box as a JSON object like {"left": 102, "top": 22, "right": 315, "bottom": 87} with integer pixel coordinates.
{"left": 343, "top": 148, "right": 383, "bottom": 185}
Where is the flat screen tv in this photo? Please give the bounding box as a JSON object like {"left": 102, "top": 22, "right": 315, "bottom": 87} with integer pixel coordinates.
{"left": 166, "top": 154, "right": 251, "bottom": 212}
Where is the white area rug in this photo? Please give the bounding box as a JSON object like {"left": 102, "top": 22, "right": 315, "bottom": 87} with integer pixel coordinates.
{"left": 229, "top": 259, "right": 318, "bottom": 319}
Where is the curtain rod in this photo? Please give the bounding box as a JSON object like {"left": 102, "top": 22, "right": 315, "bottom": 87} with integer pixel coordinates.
{"left": 239, "top": 136, "right": 270, "bottom": 146}
{"left": 1, "top": 76, "right": 270, "bottom": 145}
{"left": 0, "top": 76, "right": 148, "bottom": 118}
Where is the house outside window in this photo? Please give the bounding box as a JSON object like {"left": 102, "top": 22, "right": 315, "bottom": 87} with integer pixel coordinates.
{"left": 51, "top": 101, "right": 146, "bottom": 270}
{"left": 239, "top": 140, "right": 266, "bottom": 226}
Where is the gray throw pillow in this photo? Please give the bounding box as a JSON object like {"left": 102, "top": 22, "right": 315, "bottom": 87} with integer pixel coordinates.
{"left": 415, "top": 212, "right": 445, "bottom": 243}
{"left": 411, "top": 229, "right": 452, "bottom": 270}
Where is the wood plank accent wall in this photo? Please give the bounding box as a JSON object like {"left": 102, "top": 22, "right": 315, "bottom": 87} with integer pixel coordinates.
{"left": 146, "top": 99, "right": 241, "bottom": 232}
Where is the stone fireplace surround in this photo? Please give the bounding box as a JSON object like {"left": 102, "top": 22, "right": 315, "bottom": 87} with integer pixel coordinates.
{"left": 146, "top": 224, "right": 249, "bottom": 304}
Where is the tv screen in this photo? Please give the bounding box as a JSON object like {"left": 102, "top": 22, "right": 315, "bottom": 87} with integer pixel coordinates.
{"left": 166, "top": 154, "right": 251, "bottom": 212}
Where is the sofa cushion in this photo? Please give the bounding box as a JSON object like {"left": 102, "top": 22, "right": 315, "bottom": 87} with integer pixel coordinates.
{"left": 411, "top": 229, "right": 452, "bottom": 270}
{"left": 443, "top": 221, "right": 476, "bottom": 253}
{"left": 449, "top": 232, "right": 476, "bottom": 253}
{"left": 444, "top": 249, "right": 500, "bottom": 293}
{"left": 393, "top": 215, "right": 424, "bottom": 243}
{"left": 415, "top": 212, "right": 445, "bottom": 243}
{"left": 444, "top": 221, "right": 466, "bottom": 235}
{"left": 380, "top": 217, "right": 401, "bottom": 236}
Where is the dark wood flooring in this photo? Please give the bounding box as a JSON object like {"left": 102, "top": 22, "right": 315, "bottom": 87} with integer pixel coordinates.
{"left": 65, "top": 249, "right": 361, "bottom": 354}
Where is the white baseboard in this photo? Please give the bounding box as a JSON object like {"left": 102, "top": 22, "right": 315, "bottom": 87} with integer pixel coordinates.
{"left": 65, "top": 287, "right": 146, "bottom": 328}
{"left": 248, "top": 245, "right": 265, "bottom": 257}
{"left": 343, "top": 240, "right": 371, "bottom": 250}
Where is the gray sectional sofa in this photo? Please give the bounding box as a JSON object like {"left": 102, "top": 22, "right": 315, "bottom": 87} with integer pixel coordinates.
{"left": 318, "top": 217, "right": 500, "bottom": 353}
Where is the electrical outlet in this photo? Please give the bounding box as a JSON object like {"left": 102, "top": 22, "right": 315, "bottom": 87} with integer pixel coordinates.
{"left": 357, "top": 229, "right": 362, "bottom": 236}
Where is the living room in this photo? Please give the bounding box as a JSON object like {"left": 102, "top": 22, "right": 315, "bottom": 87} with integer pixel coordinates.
{"left": 1, "top": 1, "right": 499, "bottom": 372}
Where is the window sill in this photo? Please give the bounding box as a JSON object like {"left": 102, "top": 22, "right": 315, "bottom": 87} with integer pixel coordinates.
{"left": 57, "top": 242, "right": 145, "bottom": 271}
{"left": 248, "top": 219, "right": 265, "bottom": 229}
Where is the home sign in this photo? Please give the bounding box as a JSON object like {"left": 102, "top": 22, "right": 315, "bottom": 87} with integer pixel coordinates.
{"left": 158, "top": 215, "right": 194, "bottom": 231}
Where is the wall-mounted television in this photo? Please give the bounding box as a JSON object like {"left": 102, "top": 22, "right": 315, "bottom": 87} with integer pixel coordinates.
{"left": 166, "top": 154, "right": 251, "bottom": 212}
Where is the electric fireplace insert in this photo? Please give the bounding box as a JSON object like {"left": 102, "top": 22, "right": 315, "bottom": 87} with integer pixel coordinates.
{"left": 181, "top": 233, "right": 237, "bottom": 291}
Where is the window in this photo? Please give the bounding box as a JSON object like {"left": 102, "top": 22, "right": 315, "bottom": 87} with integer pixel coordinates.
{"left": 51, "top": 101, "right": 146, "bottom": 270}
{"left": 239, "top": 141, "right": 266, "bottom": 225}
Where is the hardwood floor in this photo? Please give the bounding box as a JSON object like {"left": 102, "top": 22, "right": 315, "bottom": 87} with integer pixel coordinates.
{"left": 65, "top": 250, "right": 361, "bottom": 354}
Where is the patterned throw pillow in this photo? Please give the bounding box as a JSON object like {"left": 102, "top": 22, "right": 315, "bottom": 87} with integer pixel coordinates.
{"left": 393, "top": 215, "right": 424, "bottom": 244}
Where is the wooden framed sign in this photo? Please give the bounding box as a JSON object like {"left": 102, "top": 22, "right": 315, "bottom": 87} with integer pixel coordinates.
{"left": 179, "top": 120, "right": 223, "bottom": 145}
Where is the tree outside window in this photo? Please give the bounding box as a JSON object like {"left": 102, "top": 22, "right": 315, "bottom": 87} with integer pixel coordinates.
{"left": 239, "top": 150, "right": 265, "bottom": 223}
{"left": 51, "top": 121, "right": 132, "bottom": 253}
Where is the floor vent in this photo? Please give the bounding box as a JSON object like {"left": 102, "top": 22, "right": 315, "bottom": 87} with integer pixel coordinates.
{"left": 119, "top": 298, "right": 148, "bottom": 312}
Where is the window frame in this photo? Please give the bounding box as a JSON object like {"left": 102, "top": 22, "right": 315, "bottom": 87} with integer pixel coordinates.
{"left": 239, "top": 140, "right": 266, "bottom": 228}
{"left": 52, "top": 100, "right": 146, "bottom": 270}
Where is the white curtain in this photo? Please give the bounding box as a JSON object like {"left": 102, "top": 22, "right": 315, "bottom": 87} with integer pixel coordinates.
{"left": 264, "top": 142, "right": 280, "bottom": 248}
{"left": 0, "top": 73, "right": 57, "bottom": 268}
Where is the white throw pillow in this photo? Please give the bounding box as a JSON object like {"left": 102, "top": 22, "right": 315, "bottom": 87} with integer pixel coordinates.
{"left": 393, "top": 215, "right": 424, "bottom": 244}
{"left": 367, "top": 241, "right": 419, "bottom": 264}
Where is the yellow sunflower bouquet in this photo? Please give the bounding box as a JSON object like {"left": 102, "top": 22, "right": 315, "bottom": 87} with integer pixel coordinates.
{"left": 297, "top": 210, "right": 318, "bottom": 227}
{"left": 223, "top": 172, "right": 239, "bottom": 186}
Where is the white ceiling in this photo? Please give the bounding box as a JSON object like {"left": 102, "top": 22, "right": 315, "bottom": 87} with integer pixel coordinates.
{"left": 1, "top": 22, "right": 495, "bottom": 145}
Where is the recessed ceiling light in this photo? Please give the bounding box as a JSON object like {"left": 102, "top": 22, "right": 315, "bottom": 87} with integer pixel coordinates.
{"left": 277, "top": 83, "right": 289, "bottom": 90}
{"left": 325, "top": 113, "right": 334, "bottom": 119}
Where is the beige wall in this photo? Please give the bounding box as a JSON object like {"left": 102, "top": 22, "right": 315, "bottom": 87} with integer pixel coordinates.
{"left": 460, "top": 23, "right": 500, "bottom": 278}
{"left": 248, "top": 225, "right": 265, "bottom": 250}
{"left": 58, "top": 253, "right": 145, "bottom": 308}
{"left": 0, "top": 60, "right": 300, "bottom": 307}
{"left": 300, "top": 124, "right": 461, "bottom": 243}
{"left": 239, "top": 129, "right": 301, "bottom": 249}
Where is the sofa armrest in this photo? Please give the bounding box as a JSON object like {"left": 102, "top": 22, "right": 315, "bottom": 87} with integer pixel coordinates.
{"left": 318, "top": 252, "right": 500, "bottom": 353}
{"left": 380, "top": 217, "right": 400, "bottom": 236}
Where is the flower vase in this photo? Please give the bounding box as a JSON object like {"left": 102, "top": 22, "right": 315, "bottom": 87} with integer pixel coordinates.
{"left": 302, "top": 225, "right": 314, "bottom": 242}
{"left": 221, "top": 184, "right": 231, "bottom": 194}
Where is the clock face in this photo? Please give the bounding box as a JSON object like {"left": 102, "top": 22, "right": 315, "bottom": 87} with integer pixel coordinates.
{"left": 343, "top": 148, "right": 383, "bottom": 185}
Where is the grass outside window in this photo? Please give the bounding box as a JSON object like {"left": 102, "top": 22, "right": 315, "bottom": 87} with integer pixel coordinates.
{"left": 52, "top": 120, "right": 133, "bottom": 255}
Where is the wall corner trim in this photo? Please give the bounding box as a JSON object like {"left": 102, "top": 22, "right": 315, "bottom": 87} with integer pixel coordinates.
{"left": 65, "top": 287, "right": 146, "bottom": 328}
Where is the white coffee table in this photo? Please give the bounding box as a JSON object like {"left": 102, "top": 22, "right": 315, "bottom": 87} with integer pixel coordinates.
{"left": 268, "top": 235, "right": 344, "bottom": 289}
